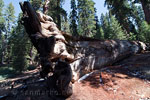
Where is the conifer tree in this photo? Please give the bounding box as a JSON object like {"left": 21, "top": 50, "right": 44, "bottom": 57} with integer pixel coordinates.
{"left": 100, "top": 13, "right": 110, "bottom": 39}
{"left": 94, "top": 14, "right": 104, "bottom": 39}
{"left": 105, "top": 0, "right": 135, "bottom": 34}
{"left": 100, "top": 13, "right": 126, "bottom": 40}
{"left": 0, "top": 0, "right": 4, "bottom": 64}
{"left": 128, "top": 32, "right": 136, "bottom": 41}
{"left": 61, "top": 17, "right": 70, "bottom": 33}
{"left": 11, "top": 14, "right": 30, "bottom": 72}
{"left": 109, "top": 15, "right": 126, "bottom": 40}
{"left": 138, "top": 21, "right": 150, "bottom": 42}
{"left": 4, "top": 2, "right": 15, "bottom": 38}
{"left": 77, "top": 0, "right": 96, "bottom": 37}
{"left": 136, "top": 0, "right": 150, "bottom": 24}
{"left": 0, "top": 0, "right": 4, "bottom": 27}
{"left": 70, "top": 0, "right": 78, "bottom": 36}
{"left": 2, "top": 2, "right": 15, "bottom": 64}
{"left": 48, "top": 0, "right": 67, "bottom": 30}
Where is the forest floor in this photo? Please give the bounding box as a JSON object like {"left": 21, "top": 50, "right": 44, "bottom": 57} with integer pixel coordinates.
{"left": 69, "top": 52, "right": 150, "bottom": 100}
{"left": 0, "top": 52, "right": 150, "bottom": 100}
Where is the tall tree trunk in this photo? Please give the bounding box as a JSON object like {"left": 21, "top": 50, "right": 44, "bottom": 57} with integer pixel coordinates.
{"left": 0, "top": 31, "right": 3, "bottom": 65}
{"left": 140, "top": 0, "right": 150, "bottom": 24}
{"left": 57, "top": 0, "right": 61, "bottom": 29}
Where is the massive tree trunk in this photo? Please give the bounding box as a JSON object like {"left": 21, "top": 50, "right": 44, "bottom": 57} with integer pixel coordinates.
{"left": 140, "top": 0, "right": 150, "bottom": 24}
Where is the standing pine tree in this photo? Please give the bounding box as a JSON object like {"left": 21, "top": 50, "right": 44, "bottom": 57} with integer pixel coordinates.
{"left": 94, "top": 15, "right": 104, "bottom": 39}
{"left": 0, "top": 0, "right": 5, "bottom": 64}
{"left": 100, "top": 13, "right": 110, "bottom": 39}
{"left": 104, "top": 0, "right": 133, "bottom": 34}
{"left": 109, "top": 15, "right": 127, "bottom": 40}
{"left": 138, "top": 21, "right": 150, "bottom": 42}
{"left": 4, "top": 2, "right": 15, "bottom": 39}
{"left": 11, "top": 14, "right": 30, "bottom": 73}
{"left": 47, "top": 0, "right": 67, "bottom": 30}
{"left": 94, "top": 9, "right": 104, "bottom": 39}
{"left": 70, "top": 0, "right": 78, "bottom": 36}
{"left": 100, "top": 13, "right": 126, "bottom": 40}
{"left": 77, "top": 0, "right": 96, "bottom": 37}
{"left": 3, "top": 2, "right": 15, "bottom": 64}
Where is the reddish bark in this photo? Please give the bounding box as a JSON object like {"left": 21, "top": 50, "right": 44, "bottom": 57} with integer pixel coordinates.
{"left": 140, "top": 0, "right": 150, "bottom": 24}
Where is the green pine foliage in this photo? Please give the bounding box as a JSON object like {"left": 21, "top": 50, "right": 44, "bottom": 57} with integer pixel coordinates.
{"left": 11, "top": 14, "right": 30, "bottom": 73}
{"left": 130, "top": 3, "right": 144, "bottom": 28}
{"left": 30, "top": 0, "right": 42, "bottom": 11}
{"left": 94, "top": 26, "right": 105, "bottom": 39}
{"left": 0, "top": 0, "right": 4, "bottom": 64}
{"left": 100, "top": 13, "right": 110, "bottom": 39}
{"left": 47, "top": 0, "right": 67, "bottom": 30}
{"left": 94, "top": 14, "right": 105, "bottom": 39}
{"left": 11, "top": 36, "right": 29, "bottom": 73}
{"left": 70, "top": 0, "right": 78, "bottom": 36}
{"left": 134, "top": 0, "right": 150, "bottom": 24}
{"left": 0, "top": 34, "right": 4, "bottom": 64}
{"left": 30, "top": 0, "right": 67, "bottom": 30}
{"left": 138, "top": 21, "right": 150, "bottom": 42}
{"left": 5, "top": 3, "right": 15, "bottom": 21}
{"left": 128, "top": 32, "right": 136, "bottom": 41}
{"left": 105, "top": 0, "right": 134, "bottom": 34}
{"left": 4, "top": 2, "right": 15, "bottom": 33}
{"left": 94, "top": 15, "right": 101, "bottom": 39}
{"left": 2, "top": 2, "right": 16, "bottom": 64}
{"left": 99, "top": 27, "right": 105, "bottom": 39}
{"left": 100, "top": 13, "right": 126, "bottom": 40}
{"left": 109, "top": 15, "right": 127, "bottom": 40}
{"left": 61, "top": 17, "right": 70, "bottom": 33}
{"left": 77, "top": 0, "right": 96, "bottom": 37}
{"left": 0, "top": 0, "right": 4, "bottom": 15}
{"left": 0, "top": 0, "right": 4, "bottom": 27}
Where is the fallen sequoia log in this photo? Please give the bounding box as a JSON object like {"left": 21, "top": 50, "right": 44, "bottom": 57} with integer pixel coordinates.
{"left": 19, "top": 1, "right": 148, "bottom": 98}
{"left": 70, "top": 39, "right": 147, "bottom": 80}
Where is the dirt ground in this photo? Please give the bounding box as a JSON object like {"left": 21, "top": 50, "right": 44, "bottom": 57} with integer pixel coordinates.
{"left": 69, "top": 70, "right": 150, "bottom": 100}
{"left": 1, "top": 52, "right": 150, "bottom": 100}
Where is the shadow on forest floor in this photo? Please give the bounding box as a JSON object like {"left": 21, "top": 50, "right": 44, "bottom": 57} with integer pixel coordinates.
{"left": 0, "top": 66, "right": 17, "bottom": 80}
{"left": 0, "top": 64, "right": 37, "bottom": 81}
